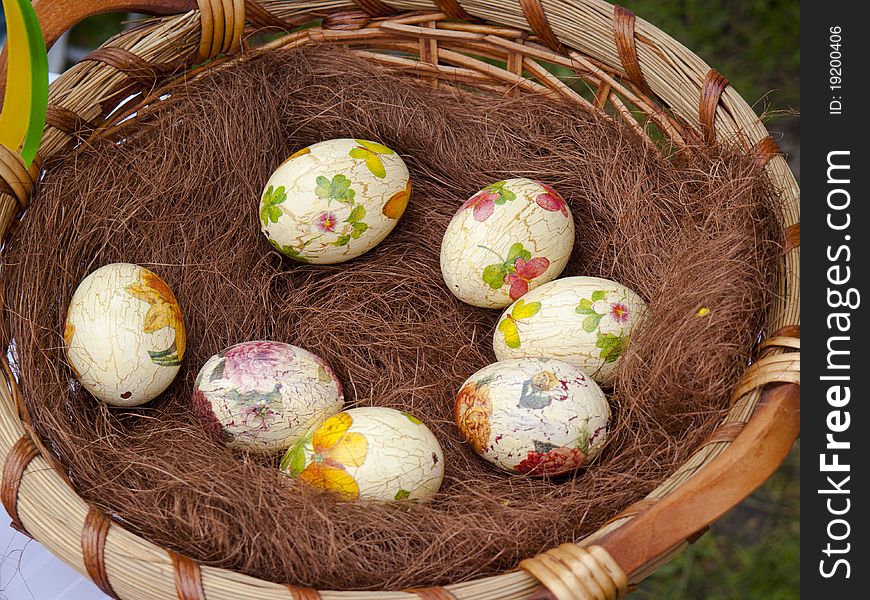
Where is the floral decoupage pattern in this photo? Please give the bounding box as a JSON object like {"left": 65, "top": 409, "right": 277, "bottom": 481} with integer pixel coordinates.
{"left": 440, "top": 178, "right": 575, "bottom": 308}
{"left": 493, "top": 276, "right": 648, "bottom": 384}
{"left": 481, "top": 242, "right": 550, "bottom": 301}
{"left": 281, "top": 407, "right": 444, "bottom": 502}
{"left": 259, "top": 138, "right": 410, "bottom": 265}
{"left": 64, "top": 263, "right": 185, "bottom": 406}
{"left": 193, "top": 341, "right": 344, "bottom": 453}
{"left": 455, "top": 358, "right": 610, "bottom": 476}
{"left": 125, "top": 268, "right": 186, "bottom": 366}
{"left": 497, "top": 298, "right": 541, "bottom": 349}
{"left": 280, "top": 412, "right": 367, "bottom": 500}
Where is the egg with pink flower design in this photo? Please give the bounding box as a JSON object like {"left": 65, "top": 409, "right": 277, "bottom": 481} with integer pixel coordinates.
{"left": 192, "top": 341, "right": 344, "bottom": 453}
{"left": 493, "top": 276, "right": 647, "bottom": 384}
{"left": 440, "top": 178, "right": 574, "bottom": 308}
{"left": 260, "top": 138, "right": 411, "bottom": 264}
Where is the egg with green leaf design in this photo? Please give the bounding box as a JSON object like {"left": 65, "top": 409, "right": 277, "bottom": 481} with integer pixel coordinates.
{"left": 260, "top": 138, "right": 411, "bottom": 264}
{"left": 493, "top": 276, "right": 647, "bottom": 384}
{"left": 440, "top": 178, "right": 574, "bottom": 308}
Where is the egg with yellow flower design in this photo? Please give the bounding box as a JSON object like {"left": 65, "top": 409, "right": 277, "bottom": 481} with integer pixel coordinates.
{"left": 260, "top": 138, "right": 411, "bottom": 264}
{"left": 64, "top": 263, "right": 185, "bottom": 406}
{"left": 281, "top": 407, "right": 444, "bottom": 502}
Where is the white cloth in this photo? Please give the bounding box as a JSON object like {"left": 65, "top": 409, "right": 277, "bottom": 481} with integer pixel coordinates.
{"left": 1, "top": 512, "right": 109, "bottom": 600}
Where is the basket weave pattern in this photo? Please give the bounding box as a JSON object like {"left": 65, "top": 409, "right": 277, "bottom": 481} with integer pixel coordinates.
{"left": 0, "top": 1, "right": 799, "bottom": 599}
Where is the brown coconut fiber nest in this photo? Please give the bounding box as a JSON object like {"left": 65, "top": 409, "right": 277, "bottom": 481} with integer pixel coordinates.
{"left": 3, "top": 46, "right": 783, "bottom": 590}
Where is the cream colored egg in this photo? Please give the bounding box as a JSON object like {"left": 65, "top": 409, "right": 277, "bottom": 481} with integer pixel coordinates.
{"left": 440, "top": 178, "right": 575, "bottom": 308}
{"left": 281, "top": 407, "right": 444, "bottom": 502}
{"left": 260, "top": 138, "right": 411, "bottom": 264}
{"left": 455, "top": 358, "right": 609, "bottom": 476}
{"left": 192, "top": 341, "right": 344, "bottom": 453}
{"left": 493, "top": 276, "right": 647, "bottom": 384}
{"left": 64, "top": 263, "right": 185, "bottom": 406}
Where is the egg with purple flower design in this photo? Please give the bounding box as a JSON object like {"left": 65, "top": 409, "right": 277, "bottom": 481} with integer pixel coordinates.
{"left": 440, "top": 178, "right": 574, "bottom": 308}
{"left": 260, "top": 138, "right": 411, "bottom": 264}
{"left": 192, "top": 341, "right": 344, "bottom": 453}
{"left": 493, "top": 276, "right": 647, "bottom": 384}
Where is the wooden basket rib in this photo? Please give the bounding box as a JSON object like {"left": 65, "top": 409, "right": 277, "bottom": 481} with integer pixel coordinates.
{"left": 0, "top": 1, "right": 799, "bottom": 599}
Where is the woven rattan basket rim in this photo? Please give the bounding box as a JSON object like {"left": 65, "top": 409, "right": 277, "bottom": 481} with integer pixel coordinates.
{"left": 0, "top": 1, "right": 799, "bottom": 599}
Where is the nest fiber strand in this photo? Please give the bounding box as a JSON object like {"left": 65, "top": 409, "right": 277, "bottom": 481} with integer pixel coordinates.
{"left": 3, "top": 46, "right": 782, "bottom": 590}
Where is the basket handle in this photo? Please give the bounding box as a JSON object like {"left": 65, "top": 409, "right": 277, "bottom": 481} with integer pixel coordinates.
{"left": 0, "top": 0, "right": 196, "bottom": 99}
{"left": 31, "top": 0, "right": 196, "bottom": 51}
{"left": 606, "top": 381, "right": 799, "bottom": 571}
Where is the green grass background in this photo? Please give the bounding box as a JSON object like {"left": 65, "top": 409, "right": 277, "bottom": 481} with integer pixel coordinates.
{"left": 621, "top": 0, "right": 799, "bottom": 111}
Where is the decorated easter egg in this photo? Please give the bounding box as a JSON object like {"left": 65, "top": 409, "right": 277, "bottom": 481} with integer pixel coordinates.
{"left": 192, "top": 341, "right": 344, "bottom": 453}
{"left": 281, "top": 407, "right": 444, "bottom": 502}
{"left": 259, "top": 138, "right": 411, "bottom": 264}
{"left": 455, "top": 358, "right": 609, "bottom": 476}
{"left": 439, "top": 178, "right": 574, "bottom": 308}
{"left": 64, "top": 263, "right": 185, "bottom": 406}
{"left": 493, "top": 276, "right": 646, "bottom": 384}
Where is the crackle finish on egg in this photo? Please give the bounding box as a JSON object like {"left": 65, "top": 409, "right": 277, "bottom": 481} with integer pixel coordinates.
{"left": 493, "top": 276, "right": 647, "bottom": 385}
{"left": 455, "top": 358, "right": 610, "bottom": 476}
{"left": 440, "top": 178, "right": 575, "bottom": 308}
{"left": 259, "top": 138, "right": 411, "bottom": 264}
{"left": 193, "top": 341, "right": 344, "bottom": 453}
{"left": 64, "top": 263, "right": 185, "bottom": 406}
{"left": 281, "top": 407, "right": 444, "bottom": 502}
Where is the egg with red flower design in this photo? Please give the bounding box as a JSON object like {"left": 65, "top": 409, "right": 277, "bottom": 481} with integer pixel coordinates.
{"left": 440, "top": 178, "right": 574, "bottom": 308}
{"left": 493, "top": 276, "right": 647, "bottom": 384}
{"left": 192, "top": 341, "right": 344, "bottom": 453}
{"left": 455, "top": 358, "right": 610, "bottom": 476}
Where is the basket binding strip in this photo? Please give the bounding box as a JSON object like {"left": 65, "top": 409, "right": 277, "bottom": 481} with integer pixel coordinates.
{"left": 0, "top": 1, "right": 799, "bottom": 599}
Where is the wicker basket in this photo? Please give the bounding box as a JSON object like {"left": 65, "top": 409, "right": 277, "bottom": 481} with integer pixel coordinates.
{"left": 0, "top": 1, "right": 799, "bottom": 598}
